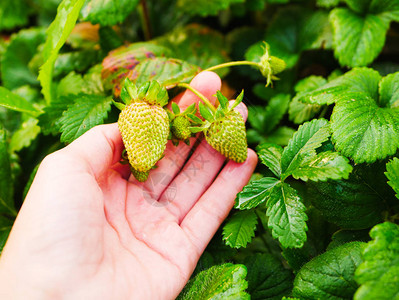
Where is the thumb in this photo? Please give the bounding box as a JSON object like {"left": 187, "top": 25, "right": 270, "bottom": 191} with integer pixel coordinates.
{"left": 62, "top": 123, "right": 125, "bottom": 178}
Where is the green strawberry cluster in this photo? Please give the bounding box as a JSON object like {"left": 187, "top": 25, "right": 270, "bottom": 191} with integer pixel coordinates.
{"left": 115, "top": 46, "right": 286, "bottom": 181}
{"left": 115, "top": 79, "right": 248, "bottom": 182}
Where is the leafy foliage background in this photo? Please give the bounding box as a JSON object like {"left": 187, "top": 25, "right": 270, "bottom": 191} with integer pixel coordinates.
{"left": 1, "top": 0, "right": 399, "bottom": 298}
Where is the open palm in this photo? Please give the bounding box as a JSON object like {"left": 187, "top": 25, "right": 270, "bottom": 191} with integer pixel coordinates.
{"left": 0, "top": 72, "right": 257, "bottom": 300}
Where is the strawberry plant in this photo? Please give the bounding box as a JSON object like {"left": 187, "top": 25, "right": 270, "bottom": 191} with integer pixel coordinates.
{"left": 1, "top": 0, "right": 399, "bottom": 298}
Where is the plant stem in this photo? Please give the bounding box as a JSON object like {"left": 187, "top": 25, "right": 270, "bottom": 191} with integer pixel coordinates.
{"left": 138, "top": 0, "right": 152, "bottom": 40}
{"left": 205, "top": 61, "right": 260, "bottom": 72}
{"left": 177, "top": 83, "right": 216, "bottom": 113}
{"left": 255, "top": 210, "right": 273, "bottom": 254}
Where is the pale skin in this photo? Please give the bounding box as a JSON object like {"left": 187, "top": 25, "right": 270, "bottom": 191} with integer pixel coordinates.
{"left": 0, "top": 72, "right": 257, "bottom": 299}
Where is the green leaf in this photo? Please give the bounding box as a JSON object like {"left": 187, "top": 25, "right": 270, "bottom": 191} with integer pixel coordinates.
{"left": 222, "top": 210, "right": 258, "bottom": 249}
{"left": 263, "top": 126, "right": 295, "bottom": 147}
{"left": 0, "top": 87, "right": 41, "bottom": 116}
{"left": 327, "top": 229, "right": 371, "bottom": 251}
{"left": 295, "top": 75, "right": 328, "bottom": 95}
{"left": 129, "top": 57, "right": 200, "bottom": 89}
{"left": 56, "top": 72, "right": 85, "bottom": 97}
{"left": 176, "top": 0, "right": 245, "bottom": 17}
{"left": 184, "top": 103, "right": 196, "bottom": 115}
{"left": 23, "top": 163, "right": 40, "bottom": 200}
{"left": 386, "top": 157, "right": 399, "bottom": 200}
{"left": 198, "top": 103, "right": 214, "bottom": 122}
{"left": 56, "top": 69, "right": 105, "bottom": 99}
{"left": 266, "top": 182, "right": 307, "bottom": 248}
{"left": 344, "top": 0, "right": 371, "bottom": 14}
{"left": 98, "top": 26, "right": 123, "bottom": 53}
{"left": 0, "top": 0, "right": 29, "bottom": 30}
{"left": 373, "top": 1, "right": 399, "bottom": 22}
{"left": 244, "top": 253, "right": 293, "bottom": 300}
{"left": 339, "top": 67, "right": 382, "bottom": 100}
{"left": 81, "top": 0, "right": 140, "bottom": 26}
{"left": 282, "top": 208, "right": 332, "bottom": 271}
{"left": 187, "top": 114, "right": 202, "bottom": 125}
{"left": 296, "top": 68, "right": 381, "bottom": 106}
{"left": 331, "top": 93, "right": 399, "bottom": 163}
{"left": 0, "top": 127, "right": 16, "bottom": 216}
{"left": 112, "top": 100, "right": 125, "bottom": 111}
{"left": 216, "top": 91, "right": 229, "bottom": 110}
{"left": 177, "top": 263, "right": 249, "bottom": 300}
{"left": 354, "top": 222, "right": 399, "bottom": 300}
{"left": 59, "top": 94, "right": 112, "bottom": 143}
{"left": 330, "top": 8, "right": 389, "bottom": 67}
{"left": 38, "top": 0, "right": 86, "bottom": 104}
{"left": 288, "top": 98, "right": 321, "bottom": 125}
{"left": 81, "top": 68, "right": 106, "bottom": 95}
{"left": 316, "top": 0, "right": 339, "bottom": 8}
{"left": 233, "top": 90, "right": 244, "bottom": 108}
{"left": 281, "top": 119, "right": 330, "bottom": 177}
{"left": 379, "top": 71, "right": 399, "bottom": 107}
{"left": 0, "top": 216, "right": 13, "bottom": 254}
{"left": 101, "top": 42, "right": 170, "bottom": 96}
{"left": 257, "top": 143, "right": 283, "bottom": 177}
{"left": 188, "top": 127, "right": 203, "bottom": 134}
{"left": 293, "top": 242, "right": 365, "bottom": 299}
{"left": 1, "top": 28, "right": 46, "bottom": 90}
{"left": 264, "top": 8, "right": 332, "bottom": 68}
{"left": 171, "top": 102, "right": 180, "bottom": 115}
{"left": 38, "top": 95, "right": 77, "bottom": 135}
{"left": 345, "top": 0, "right": 399, "bottom": 19}
{"left": 248, "top": 94, "right": 290, "bottom": 134}
{"left": 289, "top": 76, "right": 325, "bottom": 124}
{"left": 307, "top": 163, "right": 386, "bottom": 230}
{"left": 9, "top": 118, "right": 41, "bottom": 153}
{"left": 290, "top": 151, "right": 353, "bottom": 182}
{"left": 154, "top": 24, "right": 230, "bottom": 76}
{"left": 235, "top": 177, "right": 280, "bottom": 210}
{"left": 120, "top": 78, "right": 138, "bottom": 105}
{"left": 53, "top": 50, "right": 102, "bottom": 78}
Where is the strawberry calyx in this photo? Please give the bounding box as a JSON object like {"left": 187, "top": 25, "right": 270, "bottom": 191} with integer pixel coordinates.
{"left": 204, "top": 41, "right": 286, "bottom": 87}
{"left": 258, "top": 42, "right": 286, "bottom": 87}
{"left": 115, "top": 79, "right": 169, "bottom": 109}
{"left": 189, "top": 90, "right": 244, "bottom": 134}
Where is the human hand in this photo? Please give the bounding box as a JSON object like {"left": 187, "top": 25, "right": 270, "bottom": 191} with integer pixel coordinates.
{"left": 0, "top": 71, "right": 257, "bottom": 300}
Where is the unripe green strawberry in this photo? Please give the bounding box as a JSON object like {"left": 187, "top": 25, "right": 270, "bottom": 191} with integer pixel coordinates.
{"left": 131, "top": 169, "right": 149, "bottom": 182}
{"left": 118, "top": 101, "right": 169, "bottom": 172}
{"left": 116, "top": 79, "right": 170, "bottom": 177}
{"left": 258, "top": 42, "right": 286, "bottom": 86}
{"left": 171, "top": 116, "right": 191, "bottom": 140}
{"left": 270, "top": 56, "right": 286, "bottom": 74}
{"left": 205, "top": 110, "right": 247, "bottom": 163}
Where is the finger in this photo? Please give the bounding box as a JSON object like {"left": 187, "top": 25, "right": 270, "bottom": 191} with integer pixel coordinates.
{"left": 159, "top": 141, "right": 225, "bottom": 221}
{"left": 62, "top": 123, "right": 126, "bottom": 178}
{"left": 136, "top": 72, "right": 221, "bottom": 197}
{"left": 159, "top": 102, "right": 249, "bottom": 221}
{"left": 180, "top": 149, "right": 257, "bottom": 257}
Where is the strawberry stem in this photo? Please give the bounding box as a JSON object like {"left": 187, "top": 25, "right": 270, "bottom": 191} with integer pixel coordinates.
{"left": 138, "top": 0, "right": 152, "bottom": 40}
{"left": 177, "top": 83, "right": 216, "bottom": 113}
{"left": 205, "top": 61, "right": 260, "bottom": 72}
